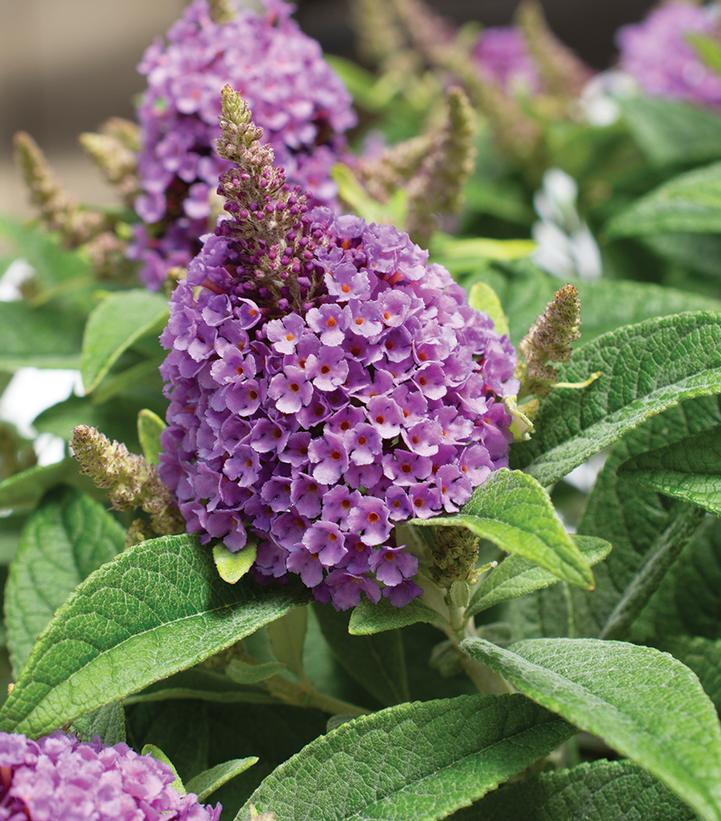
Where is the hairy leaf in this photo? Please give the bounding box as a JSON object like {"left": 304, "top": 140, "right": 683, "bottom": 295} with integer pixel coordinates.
{"left": 240, "top": 694, "right": 572, "bottom": 821}
{"left": 0, "top": 460, "right": 80, "bottom": 512}
{"left": 186, "top": 758, "right": 258, "bottom": 802}
{"left": 72, "top": 702, "right": 126, "bottom": 746}
{"left": 0, "top": 302, "right": 83, "bottom": 371}
{"left": 0, "top": 535, "right": 307, "bottom": 736}
{"left": 463, "top": 637, "right": 721, "bottom": 820}
{"left": 137, "top": 408, "right": 165, "bottom": 465}
{"left": 513, "top": 313, "right": 721, "bottom": 486}
{"left": 413, "top": 469, "right": 594, "bottom": 589}
{"left": 349, "top": 598, "right": 441, "bottom": 636}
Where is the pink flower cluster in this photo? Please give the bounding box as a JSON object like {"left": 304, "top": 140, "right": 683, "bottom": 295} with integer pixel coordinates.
{"left": 0, "top": 731, "right": 219, "bottom": 820}
{"left": 160, "top": 205, "right": 518, "bottom": 610}
{"left": 131, "top": 0, "right": 355, "bottom": 289}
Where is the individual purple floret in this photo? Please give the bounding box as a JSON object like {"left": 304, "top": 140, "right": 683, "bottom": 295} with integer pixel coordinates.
{"left": 617, "top": 1, "right": 721, "bottom": 109}
{"left": 131, "top": 0, "right": 355, "bottom": 290}
{"left": 472, "top": 27, "right": 540, "bottom": 93}
{"left": 159, "top": 87, "right": 518, "bottom": 611}
{"left": 0, "top": 731, "right": 220, "bottom": 820}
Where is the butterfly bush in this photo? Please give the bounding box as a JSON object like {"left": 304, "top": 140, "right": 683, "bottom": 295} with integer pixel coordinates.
{"left": 131, "top": 0, "right": 355, "bottom": 290}
{"left": 0, "top": 731, "right": 220, "bottom": 820}
{"left": 617, "top": 1, "right": 721, "bottom": 109}
{"left": 473, "top": 27, "right": 540, "bottom": 93}
{"left": 159, "top": 87, "right": 517, "bottom": 611}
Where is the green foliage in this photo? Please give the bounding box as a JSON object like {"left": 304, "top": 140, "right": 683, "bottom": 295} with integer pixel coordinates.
{"left": 0, "top": 302, "right": 83, "bottom": 371}
{"left": 241, "top": 694, "right": 572, "bottom": 821}
{"left": 81, "top": 289, "right": 168, "bottom": 392}
{"left": 186, "top": 758, "right": 258, "bottom": 801}
{"left": 513, "top": 312, "right": 721, "bottom": 486}
{"left": 463, "top": 638, "right": 721, "bottom": 820}
{"left": 0, "top": 535, "right": 308, "bottom": 736}
{"left": 137, "top": 408, "right": 165, "bottom": 464}
{"left": 72, "top": 702, "right": 126, "bottom": 746}
{"left": 0, "top": 460, "right": 83, "bottom": 512}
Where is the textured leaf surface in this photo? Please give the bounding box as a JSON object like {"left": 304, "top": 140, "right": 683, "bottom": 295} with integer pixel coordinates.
{"left": 5, "top": 488, "right": 124, "bottom": 674}
{"left": 609, "top": 162, "right": 721, "bottom": 238}
{"left": 240, "top": 694, "right": 572, "bottom": 821}
{"left": 186, "top": 758, "right": 258, "bottom": 801}
{"left": 513, "top": 313, "right": 721, "bottom": 486}
{"left": 0, "top": 535, "right": 307, "bottom": 736}
{"left": 137, "top": 409, "right": 165, "bottom": 465}
{"left": 313, "top": 605, "right": 408, "bottom": 706}
{"left": 621, "top": 425, "right": 721, "bottom": 516}
{"left": 464, "top": 759, "right": 694, "bottom": 820}
{"left": 0, "top": 302, "right": 83, "bottom": 371}
{"left": 413, "top": 469, "right": 593, "bottom": 588}
{"left": 0, "top": 460, "right": 79, "bottom": 511}
{"left": 72, "top": 702, "right": 126, "bottom": 746}
{"left": 661, "top": 636, "right": 721, "bottom": 715}
{"left": 81, "top": 289, "right": 168, "bottom": 392}
{"left": 469, "top": 536, "right": 610, "bottom": 617}
{"left": 349, "top": 598, "right": 441, "bottom": 636}
{"left": 463, "top": 637, "right": 721, "bottom": 820}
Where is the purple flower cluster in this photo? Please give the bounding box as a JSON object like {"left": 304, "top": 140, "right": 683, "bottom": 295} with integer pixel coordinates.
{"left": 473, "top": 27, "right": 540, "bottom": 94}
{"left": 0, "top": 731, "right": 219, "bottom": 820}
{"left": 618, "top": 2, "right": 721, "bottom": 109}
{"left": 131, "top": 0, "right": 355, "bottom": 290}
{"left": 160, "top": 203, "right": 518, "bottom": 610}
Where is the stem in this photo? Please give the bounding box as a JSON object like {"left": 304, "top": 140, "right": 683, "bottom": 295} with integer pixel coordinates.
{"left": 601, "top": 505, "right": 705, "bottom": 640}
{"left": 265, "top": 675, "right": 369, "bottom": 717}
{"left": 443, "top": 616, "right": 512, "bottom": 695}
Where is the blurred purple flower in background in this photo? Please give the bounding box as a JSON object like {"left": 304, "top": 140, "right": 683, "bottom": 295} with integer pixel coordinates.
{"left": 473, "top": 26, "right": 540, "bottom": 93}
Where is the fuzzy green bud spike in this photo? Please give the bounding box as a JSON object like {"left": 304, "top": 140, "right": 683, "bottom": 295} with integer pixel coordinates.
{"left": 519, "top": 283, "right": 581, "bottom": 398}
{"left": 99, "top": 117, "right": 140, "bottom": 152}
{"left": 14, "top": 132, "right": 104, "bottom": 246}
{"left": 355, "top": 134, "right": 433, "bottom": 203}
{"left": 79, "top": 129, "right": 138, "bottom": 203}
{"left": 71, "top": 425, "right": 183, "bottom": 535}
{"left": 209, "top": 0, "right": 235, "bottom": 25}
{"left": 517, "top": 0, "right": 592, "bottom": 99}
{"left": 405, "top": 87, "right": 477, "bottom": 244}
{"left": 351, "top": 0, "right": 408, "bottom": 69}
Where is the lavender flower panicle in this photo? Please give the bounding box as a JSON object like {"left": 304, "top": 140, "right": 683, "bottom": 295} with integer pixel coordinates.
{"left": 159, "top": 88, "right": 518, "bottom": 611}
{"left": 618, "top": 1, "right": 721, "bottom": 109}
{"left": 131, "top": 0, "right": 355, "bottom": 291}
{"left": 472, "top": 26, "right": 540, "bottom": 94}
{"left": 0, "top": 731, "right": 220, "bottom": 820}
{"left": 80, "top": 118, "right": 140, "bottom": 205}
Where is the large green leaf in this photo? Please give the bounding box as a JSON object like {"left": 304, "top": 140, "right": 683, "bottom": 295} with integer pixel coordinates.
{"left": 619, "top": 95, "right": 721, "bottom": 166}
{"left": 513, "top": 312, "right": 721, "bottom": 486}
{"left": 413, "top": 469, "right": 594, "bottom": 589}
{"left": 620, "top": 425, "right": 721, "bottom": 516}
{"left": 0, "top": 302, "right": 83, "bottom": 371}
{"left": 463, "top": 637, "right": 721, "bottom": 820}
{"left": 81, "top": 289, "right": 168, "bottom": 392}
{"left": 609, "top": 162, "right": 721, "bottom": 238}
{"left": 0, "top": 460, "right": 82, "bottom": 512}
{"left": 4, "top": 487, "right": 124, "bottom": 674}
{"left": 661, "top": 636, "right": 721, "bottom": 715}
{"left": 313, "top": 605, "right": 409, "bottom": 706}
{"left": 72, "top": 702, "right": 126, "bottom": 746}
{"left": 0, "top": 535, "right": 307, "bottom": 736}
{"left": 468, "top": 536, "right": 610, "bottom": 617}
{"left": 240, "top": 694, "right": 572, "bottom": 821}
{"left": 463, "top": 759, "right": 694, "bottom": 820}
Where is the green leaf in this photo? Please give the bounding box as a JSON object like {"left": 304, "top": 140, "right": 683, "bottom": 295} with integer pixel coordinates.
{"left": 5, "top": 487, "right": 124, "bottom": 674}
{"left": 125, "top": 670, "right": 274, "bottom": 706}
{"left": 469, "top": 536, "right": 611, "bottom": 617}
{"left": 0, "top": 516, "right": 25, "bottom": 565}
{"left": 661, "top": 636, "right": 721, "bottom": 715}
{"left": 186, "top": 758, "right": 258, "bottom": 801}
{"left": 608, "top": 162, "right": 721, "bottom": 238}
{"left": 72, "top": 702, "right": 126, "bottom": 746}
{"left": 142, "top": 744, "right": 185, "bottom": 794}
{"left": 0, "top": 302, "right": 82, "bottom": 371}
{"left": 239, "top": 694, "right": 572, "bottom": 821}
{"left": 412, "top": 469, "right": 594, "bottom": 589}
{"left": 349, "top": 597, "right": 442, "bottom": 636}
{"left": 619, "top": 95, "right": 721, "bottom": 166}
{"left": 137, "top": 408, "right": 165, "bottom": 465}
{"left": 225, "top": 659, "right": 287, "bottom": 685}
{"left": 465, "top": 759, "right": 694, "bottom": 820}
{"left": 81, "top": 289, "right": 168, "bottom": 393}
{"left": 0, "top": 460, "right": 79, "bottom": 512}
{"left": 463, "top": 637, "right": 721, "bottom": 820}
{"left": 512, "top": 312, "right": 721, "bottom": 486}
{"left": 266, "top": 607, "right": 308, "bottom": 678}
{"left": 313, "top": 605, "right": 409, "bottom": 706}
{"left": 213, "top": 543, "right": 257, "bottom": 584}
{"left": 620, "top": 425, "right": 721, "bottom": 516}
{"left": 688, "top": 33, "right": 721, "bottom": 76}
{"left": 0, "top": 534, "right": 308, "bottom": 736}
{"left": 468, "top": 281, "right": 509, "bottom": 336}
{"left": 332, "top": 164, "right": 406, "bottom": 225}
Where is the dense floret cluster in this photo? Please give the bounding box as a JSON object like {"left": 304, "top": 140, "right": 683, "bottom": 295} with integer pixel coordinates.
{"left": 160, "top": 211, "right": 517, "bottom": 608}
{"left": 473, "top": 27, "right": 539, "bottom": 93}
{"left": 617, "top": 1, "right": 721, "bottom": 109}
{"left": 131, "top": 0, "right": 355, "bottom": 289}
{"left": 0, "top": 731, "right": 220, "bottom": 820}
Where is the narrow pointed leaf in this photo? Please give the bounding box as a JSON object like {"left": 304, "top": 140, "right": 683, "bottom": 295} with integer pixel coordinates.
{"left": 239, "top": 694, "right": 572, "bottom": 821}
{"left": 413, "top": 469, "right": 594, "bottom": 589}
{"left": 186, "top": 758, "right": 258, "bottom": 801}
{"left": 513, "top": 313, "right": 721, "bottom": 486}
{"left": 142, "top": 744, "right": 185, "bottom": 794}
{"left": 349, "top": 598, "right": 442, "bottom": 636}
{"left": 463, "top": 637, "right": 721, "bottom": 820}
{"left": 137, "top": 408, "right": 166, "bottom": 465}
{"left": 0, "top": 535, "right": 307, "bottom": 736}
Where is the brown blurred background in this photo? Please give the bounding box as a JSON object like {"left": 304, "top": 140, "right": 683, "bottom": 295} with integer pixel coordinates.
{"left": 1, "top": 0, "right": 655, "bottom": 217}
